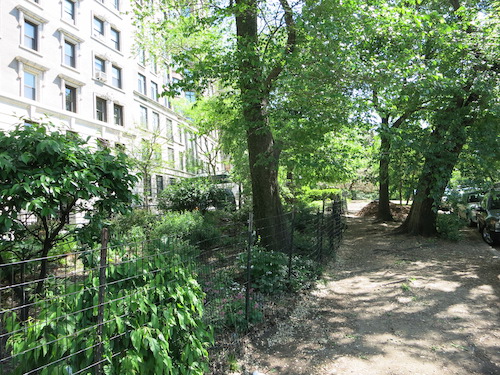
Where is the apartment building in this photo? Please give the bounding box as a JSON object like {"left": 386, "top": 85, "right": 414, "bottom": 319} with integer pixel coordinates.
{"left": 0, "top": 0, "right": 224, "bottom": 200}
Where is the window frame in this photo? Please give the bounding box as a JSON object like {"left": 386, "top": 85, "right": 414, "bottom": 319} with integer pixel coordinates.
{"left": 151, "top": 81, "right": 159, "bottom": 101}
{"left": 110, "top": 27, "right": 121, "bottom": 51}
{"left": 24, "top": 19, "right": 38, "bottom": 51}
{"left": 93, "top": 16, "right": 105, "bottom": 37}
{"left": 113, "top": 103, "right": 124, "bottom": 126}
{"left": 64, "top": 40, "right": 76, "bottom": 67}
{"left": 63, "top": 0, "right": 76, "bottom": 23}
{"left": 111, "top": 65, "right": 122, "bottom": 88}
{"left": 152, "top": 111, "right": 160, "bottom": 132}
{"left": 139, "top": 105, "right": 148, "bottom": 128}
{"left": 137, "top": 73, "right": 146, "bottom": 95}
{"left": 96, "top": 96, "right": 108, "bottom": 122}
{"left": 24, "top": 71, "right": 37, "bottom": 100}
{"left": 156, "top": 175, "right": 164, "bottom": 196}
{"left": 65, "top": 85, "right": 77, "bottom": 113}
{"left": 165, "top": 118, "right": 173, "bottom": 140}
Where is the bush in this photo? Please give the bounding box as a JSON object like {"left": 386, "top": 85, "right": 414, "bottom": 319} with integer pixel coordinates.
{"left": 158, "top": 178, "right": 234, "bottom": 212}
{"left": 4, "top": 249, "right": 213, "bottom": 375}
{"left": 436, "top": 213, "right": 464, "bottom": 241}
{"left": 239, "top": 247, "right": 320, "bottom": 293}
{"left": 150, "top": 211, "right": 222, "bottom": 250}
{"left": 201, "top": 273, "right": 263, "bottom": 332}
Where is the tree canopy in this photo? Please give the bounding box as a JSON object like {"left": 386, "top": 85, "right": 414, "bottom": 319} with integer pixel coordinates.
{"left": 133, "top": 0, "right": 500, "bottom": 238}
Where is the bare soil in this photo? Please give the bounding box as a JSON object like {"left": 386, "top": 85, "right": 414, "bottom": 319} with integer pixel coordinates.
{"left": 236, "top": 200, "right": 500, "bottom": 375}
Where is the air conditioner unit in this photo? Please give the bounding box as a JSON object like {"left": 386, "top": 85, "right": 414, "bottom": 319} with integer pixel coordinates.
{"left": 95, "top": 71, "right": 107, "bottom": 81}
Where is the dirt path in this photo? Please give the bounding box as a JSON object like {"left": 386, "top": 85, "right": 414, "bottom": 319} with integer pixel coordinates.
{"left": 238, "top": 202, "right": 500, "bottom": 375}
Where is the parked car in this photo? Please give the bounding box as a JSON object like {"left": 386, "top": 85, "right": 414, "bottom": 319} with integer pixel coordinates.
{"left": 455, "top": 190, "right": 484, "bottom": 227}
{"left": 476, "top": 188, "right": 500, "bottom": 245}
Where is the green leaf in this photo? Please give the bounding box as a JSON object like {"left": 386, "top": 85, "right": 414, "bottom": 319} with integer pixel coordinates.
{"left": 131, "top": 330, "right": 142, "bottom": 352}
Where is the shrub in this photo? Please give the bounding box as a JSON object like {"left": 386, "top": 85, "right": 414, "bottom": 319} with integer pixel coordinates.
{"left": 4, "top": 250, "right": 213, "bottom": 375}
{"left": 201, "top": 272, "right": 263, "bottom": 332}
{"left": 436, "top": 213, "right": 464, "bottom": 241}
{"left": 158, "top": 178, "right": 234, "bottom": 212}
{"left": 239, "top": 247, "right": 320, "bottom": 293}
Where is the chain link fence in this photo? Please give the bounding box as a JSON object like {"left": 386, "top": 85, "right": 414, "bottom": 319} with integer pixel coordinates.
{"left": 0, "top": 197, "right": 345, "bottom": 374}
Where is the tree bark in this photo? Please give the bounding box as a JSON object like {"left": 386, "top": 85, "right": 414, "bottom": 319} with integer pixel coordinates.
{"left": 235, "top": 0, "right": 290, "bottom": 251}
{"left": 397, "top": 106, "right": 469, "bottom": 235}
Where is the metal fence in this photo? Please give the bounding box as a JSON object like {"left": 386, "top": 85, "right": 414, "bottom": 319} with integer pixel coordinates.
{"left": 0, "top": 198, "right": 345, "bottom": 374}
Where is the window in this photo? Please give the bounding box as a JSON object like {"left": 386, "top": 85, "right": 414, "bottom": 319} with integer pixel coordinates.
{"left": 185, "top": 91, "right": 196, "bottom": 103}
{"left": 93, "top": 17, "right": 104, "bottom": 36}
{"left": 167, "top": 148, "right": 175, "bottom": 163}
{"left": 113, "top": 0, "right": 120, "bottom": 10}
{"left": 156, "top": 175, "right": 164, "bottom": 196}
{"left": 166, "top": 119, "right": 173, "bottom": 139}
{"left": 178, "top": 151, "right": 184, "bottom": 171}
{"left": 64, "top": 0, "right": 76, "bottom": 22}
{"left": 24, "top": 20, "right": 38, "bottom": 50}
{"left": 95, "top": 56, "right": 106, "bottom": 73}
{"left": 64, "top": 40, "right": 76, "bottom": 67}
{"left": 137, "top": 73, "right": 146, "bottom": 94}
{"left": 110, "top": 28, "right": 120, "bottom": 50}
{"left": 144, "top": 174, "right": 152, "bottom": 196}
{"left": 24, "top": 71, "right": 36, "bottom": 100}
{"left": 152, "top": 112, "right": 160, "bottom": 132}
{"left": 65, "top": 85, "right": 77, "bottom": 112}
{"left": 154, "top": 147, "right": 162, "bottom": 163}
{"left": 96, "top": 97, "right": 107, "bottom": 122}
{"left": 139, "top": 105, "right": 148, "bottom": 127}
{"left": 114, "top": 104, "right": 123, "bottom": 126}
{"left": 111, "top": 65, "right": 122, "bottom": 88}
{"left": 138, "top": 48, "right": 146, "bottom": 65}
{"left": 151, "top": 81, "right": 159, "bottom": 101}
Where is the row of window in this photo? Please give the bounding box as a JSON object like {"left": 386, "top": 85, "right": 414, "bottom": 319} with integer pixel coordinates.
{"left": 21, "top": 7, "right": 122, "bottom": 55}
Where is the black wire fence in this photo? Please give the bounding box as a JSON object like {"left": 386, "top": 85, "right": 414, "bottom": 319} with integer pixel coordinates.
{"left": 0, "top": 197, "right": 346, "bottom": 374}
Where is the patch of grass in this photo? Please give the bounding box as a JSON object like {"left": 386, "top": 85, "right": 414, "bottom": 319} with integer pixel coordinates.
{"left": 450, "top": 343, "right": 468, "bottom": 351}
{"left": 401, "top": 283, "right": 412, "bottom": 292}
{"left": 227, "top": 353, "right": 240, "bottom": 371}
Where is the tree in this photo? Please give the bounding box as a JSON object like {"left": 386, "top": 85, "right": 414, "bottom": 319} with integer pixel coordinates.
{"left": 129, "top": 130, "right": 166, "bottom": 210}
{"left": 0, "top": 122, "right": 138, "bottom": 319}
{"left": 133, "top": 0, "right": 298, "bottom": 251}
{"left": 398, "top": 0, "right": 500, "bottom": 235}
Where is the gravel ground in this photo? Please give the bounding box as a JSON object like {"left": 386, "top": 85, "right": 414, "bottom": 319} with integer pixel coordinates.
{"left": 235, "top": 201, "right": 500, "bottom": 375}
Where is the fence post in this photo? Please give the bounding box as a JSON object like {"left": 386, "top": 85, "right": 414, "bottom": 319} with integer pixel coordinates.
{"left": 245, "top": 212, "right": 253, "bottom": 325}
{"left": 287, "top": 208, "right": 295, "bottom": 285}
{"left": 318, "top": 203, "right": 325, "bottom": 260}
{"left": 332, "top": 199, "right": 338, "bottom": 261}
{"left": 94, "top": 228, "right": 108, "bottom": 374}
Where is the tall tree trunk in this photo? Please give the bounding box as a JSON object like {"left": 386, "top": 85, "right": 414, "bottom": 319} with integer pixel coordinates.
{"left": 377, "top": 118, "right": 393, "bottom": 221}
{"left": 397, "top": 106, "right": 470, "bottom": 235}
{"left": 235, "top": 0, "right": 289, "bottom": 251}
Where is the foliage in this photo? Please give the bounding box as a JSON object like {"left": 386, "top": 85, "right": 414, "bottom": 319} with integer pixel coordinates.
{"left": 0, "top": 121, "right": 137, "bottom": 309}
{"left": 4, "top": 250, "right": 213, "bottom": 374}
{"left": 158, "top": 178, "right": 234, "bottom": 212}
{"left": 297, "top": 187, "right": 343, "bottom": 203}
{"left": 201, "top": 271, "right": 263, "bottom": 332}
{"left": 239, "top": 247, "right": 319, "bottom": 294}
{"left": 150, "top": 210, "right": 222, "bottom": 250}
{"left": 436, "top": 214, "right": 464, "bottom": 242}
{"left": 110, "top": 209, "right": 159, "bottom": 243}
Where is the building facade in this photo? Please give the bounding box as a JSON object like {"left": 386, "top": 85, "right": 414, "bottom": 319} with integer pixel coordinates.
{"left": 0, "top": 0, "right": 225, "bottom": 201}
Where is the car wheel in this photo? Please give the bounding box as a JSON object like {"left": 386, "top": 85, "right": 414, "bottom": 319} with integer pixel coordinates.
{"left": 481, "top": 227, "right": 495, "bottom": 245}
